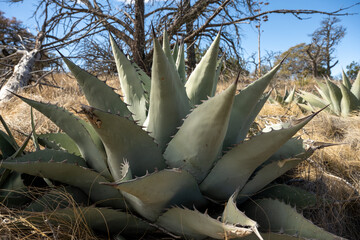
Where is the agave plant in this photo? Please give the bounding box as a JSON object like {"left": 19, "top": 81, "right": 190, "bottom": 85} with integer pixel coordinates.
{"left": 298, "top": 70, "right": 360, "bottom": 116}
{"left": 0, "top": 114, "right": 43, "bottom": 208}
{"left": 269, "top": 87, "right": 299, "bottom": 106}
{"left": 0, "top": 30, "right": 344, "bottom": 240}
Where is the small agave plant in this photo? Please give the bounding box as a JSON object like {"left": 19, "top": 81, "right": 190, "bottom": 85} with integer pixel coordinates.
{"left": 269, "top": 87, "right": 299, "bottom": 106}
{"left": 298, "top": 70, "right": 360, "bottom": 116}
{"left": 0, "top": 30, "right": 344, "bottom": 240}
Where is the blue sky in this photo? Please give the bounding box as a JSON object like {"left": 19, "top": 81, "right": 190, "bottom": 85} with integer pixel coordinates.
{"left": 1, "top": 0, "right": 359, "bottom": 77}
{"left": 240, "top": 0, "right": 360, "bottom": 77}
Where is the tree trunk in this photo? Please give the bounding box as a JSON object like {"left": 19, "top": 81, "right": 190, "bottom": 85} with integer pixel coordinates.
{"left": 0, "top": 24, "right": 45, "bottom": 103}
{"left": 133, "top": 0, "right": 146, "bottom": 72}
{"left": 257, "top": 23, "right": 261, "bottom": 77}
{"left": 184, "top": 0, "right": 196, "bottom": 75}
{"left": 0, "top": 49, "right": 40, "bottom": 102}
{"left": 312, "top": 60, "right": 318, "bottom": 78}
{"left": 306, "top": 44, "right": 320, "bottom": 78}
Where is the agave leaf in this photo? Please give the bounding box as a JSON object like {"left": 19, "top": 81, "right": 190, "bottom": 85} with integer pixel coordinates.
{"left": 223, "top": 190, "right": 262, "bottom": 240}
{"left": 162, "top": 30, "right": 177, "bottom": 71}
{"left": 0, "top": 130, "right": 16, "bottom": 188}
{"left": 315, "top": 78, "right": 330, "bottom": 93}
{"left": 326, "top": 78, "right": 342, "bottom": 115}
{"left": 31, "top": 206, "right": 153, "bottom": 236}
{"left": 70, "top": 207, "right": 153, "bottom": 235}
{"left": 62, "top": 57, "right": 132, "bottom": 118}
{"left": 15, "top": 94, "right": 111, "bottom": 179}
{"left": 326, "top": 78, "right": 342, "bottom": 99}
{"left": 172, "top": 40, "right": 179, "bottom": 62}
{"left": 315, "top": 85, "right": 331, "bottom": 104}
{"left": 118, "top": 160, "right": 132, "bottom": 183}
{"left": 350, "top": 71, "right": 360, "bottom": 100}
{"left": 4, "top": 149, "right": 87, "bottom": 166}
{"left": 30, "top": 107, "right": 40, "bottom": 150}
{"left": 298, "top": 90, "right": 329, "bottom": 111}
{"left": 284, "top": 87, "right": 295, "bottom": 103}
{"left": 283, "top": 87, "right": 289, "bottom": 99}
{"left": 156, "top": 207, "right": 253, "bottom": 240}
{"left": 200, "top": 111, "right": 320, "bottom": 201}
{"left": 146, "top": 37, "right": 190, "bottom": 151}
{"left": 81, "top": 106, "right": 165, "bottom": 182}
{"left": 0, "top": 172, "right": 30, "bottom": 207}
{"left": 1, "top": 160, "right": 125, "bottom": 208}
{"left": 238, "top": 139, "right": 311, "bottom": 201}
{"left": 341, "top": 82, "right": 360, "bottom": 112}
{"left": 79, "top": 119, "right": 106, "bottom": 152}
{"left": 342, "top": 69, "right": 351, "bottom": 89}
{"left": 224, "top": 61, "right": 282, "bottom": 149}
{"left": 135, "top": 63, "right": 152, "bottom": 98}
{"left": 25, "top": 186, "right": 89, "bottom": 212}
{"left": 175, "top": 42, "right": 186, "bottom": 84}
{"left": 104, "top": 169, "right": 207, "bottom": 221}
{"left": 0, "top": 115, "right": 18, "bottom": 149}
{"left": 185, "top": 32, "right": 221, "bottom": 105}
{"left": 297, "top": 103, "right": 315, "bottom": 112}
{"left": 236, "top": 91, "right": 271, "bottom": 143}
{"left": 11, "top": 131, "right": 31, "bottom": 158}
{"left": 0, "top": 168, "right": 12, "bottom": 189}
{"left": 164, "top": 80, "right": 237, "bottom": 182}
{"left": 240, "top": 232, "right": 308, "bottom": 240}
{"left": 267, "top": 137, "right": 305, "bottom": 161}
{"left": 37, "top": 133, "right": 81, "bottom": 156}
{"left": 251, "top": 184, "right": 317, "bottom": 210}
{"left": 243, "top": 198, "right": 343, "bottom": 240}
{"left": 340, "top": 83, "right": 351, "bottom": 116}
{"left": 2, "top": 136, "right": 32, "bottom": 189}
{"left": 122, "top": 58, "right": 151, "bottom": 101}
{"left": 0, "top": 130, "right": 16, "bottom": 159}
{"left": 110, "top": 34, "right": 147, "bottom": 124}
{"left": 211, "top": 56, "right": 224, "bottom": 97}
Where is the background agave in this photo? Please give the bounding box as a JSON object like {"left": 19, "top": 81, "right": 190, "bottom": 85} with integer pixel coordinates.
{"left": 269, "top": 87, "right": 300, "bottom": 106}
{"left": 298, "top": 70, "right": 360, "bottom": 116}
{"left": 0, "top": 31, "right": 344, "bottom": 239}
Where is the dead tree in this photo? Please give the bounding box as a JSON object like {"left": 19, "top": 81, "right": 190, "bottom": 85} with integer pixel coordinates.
{"left": 0, "top": 1, "right": 105, "bottom": 102}
{"left": 1, "top": 0, "right": 358, "bottom": 102}
{"left": 39, "top": 0, "right": 359, "bottom": 72}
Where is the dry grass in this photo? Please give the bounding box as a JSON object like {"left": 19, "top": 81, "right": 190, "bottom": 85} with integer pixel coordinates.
{"left": 0, "top": 73, "right": 120, "bottom": 150}
{"left": 0, "top": 74, "right": 359, "bottom": 239}
{"left": 0, "top": 187, "right": 98, "bottom": 239}
{"left": 299, "top": 113, "right": 360, "bottom": 239}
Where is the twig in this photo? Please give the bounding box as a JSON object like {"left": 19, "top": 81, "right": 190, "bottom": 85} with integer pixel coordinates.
{"left": 307, "top": 158, "right": 360, "bottom": 196}
{"left": 23, "top": 69, "right": 58, "bottom": 89}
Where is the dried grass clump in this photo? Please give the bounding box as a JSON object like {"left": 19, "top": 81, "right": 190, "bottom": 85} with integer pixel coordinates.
{"left": 288, "top": 161, "right": 360, "bottom": 240}
{"left": 304, "top": 113, "right": 360, "bottom": 185}
{"left": 0, "top": 187, "right": 98, "bottom": 240}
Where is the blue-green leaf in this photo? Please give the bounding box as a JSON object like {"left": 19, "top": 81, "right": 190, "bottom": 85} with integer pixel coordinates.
{"left": 185, "top": 32, "right": 220, "bottom": 105}
{"left": 105, "top": 169, "right": 206, "bottom": 221}
{"left": 164, "top": 80, "right": 237, "bottom": 182}
{"left": 81, "top": 106, "right": 165, "bottom": 182}
{"left": 110, "top": 34, "right": 147, "bottom": 124}
{"left": 146, "top": 37, "right": 190, "bottom": 151}
{"left": 200, "top": 111, "right": 320, "bottom": 201}
{"left": 223, "top": 61, "right": 282, "bottom": 149}
{"left": 156, "top": 207, "right": 253, "bottom": 239}
{"left": 15, "top": 94, "right": 111, "bottom": 179}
